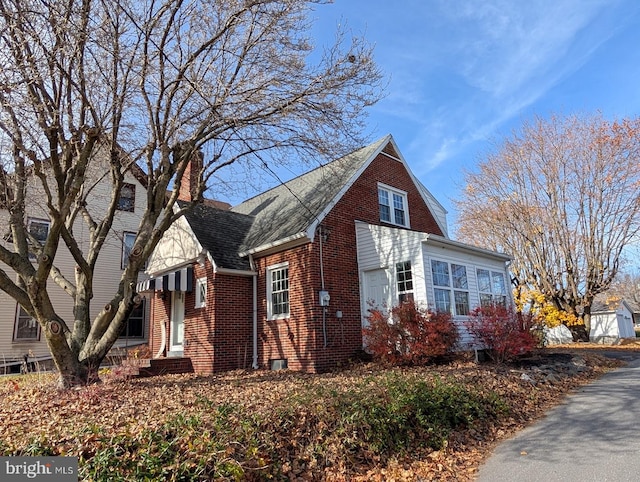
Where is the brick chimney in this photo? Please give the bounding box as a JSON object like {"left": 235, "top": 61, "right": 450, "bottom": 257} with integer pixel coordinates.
{"left": 178, "top": 150, "right": 203, "bottom": 202}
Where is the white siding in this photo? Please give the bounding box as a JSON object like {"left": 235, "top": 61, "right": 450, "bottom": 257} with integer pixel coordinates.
{"left": 590, "top": 302, "right": 636, "bottom": 342}
{"left": 416, "top": 182, "right": 449, "bottom": 237}
{"left": 355, "top": 221, "right": 429, "bottom": 319}
{"left": 0, "top": 148, "right": 147, "bottom": 364}
{"left": 355, "top": 221, "right": 512, "bottom": 349}
{"left": 423, "top": 243, "right": 511, "bottom": 347}
{"left": 146, "top": 214, "right": 201, "bottom": 276}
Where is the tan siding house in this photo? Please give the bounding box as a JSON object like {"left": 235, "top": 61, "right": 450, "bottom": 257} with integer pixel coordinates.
{"left": 0, "top": 148, "right": 149, "bottom": 372}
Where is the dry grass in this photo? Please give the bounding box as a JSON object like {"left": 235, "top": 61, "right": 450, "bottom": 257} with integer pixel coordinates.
{"left": 0, "top": 345, "right": 633, "bottom": 481}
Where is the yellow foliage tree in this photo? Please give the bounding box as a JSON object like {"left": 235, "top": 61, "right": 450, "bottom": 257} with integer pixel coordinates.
{"left": 514, "top": 288, "right": 581, "bottom": 328}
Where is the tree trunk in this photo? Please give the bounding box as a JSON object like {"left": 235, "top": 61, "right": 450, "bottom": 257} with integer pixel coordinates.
{"left": 44, "top": 319, "right": 102, "bottom": 389}
{"left": 568, "top": 322, "right": 589, "bottom": 342}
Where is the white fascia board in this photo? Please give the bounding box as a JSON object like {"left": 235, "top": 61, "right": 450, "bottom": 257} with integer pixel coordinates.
{"left": 387, "top": 138, "right": 449, "bottom": 238}
{"left": 306, "top": 134, "right": 393, "bottom": 241}
{"left": 148, "top": 259, "right": 198, "bottom": 278}
{"left": 423, "top": 233, "right": 512, "bottom": 261}
{"left": 239, "top": 231, "right": 309, "bottom": 257}
{"left": 214, "top": 267, "right": 258, "bottom": 277}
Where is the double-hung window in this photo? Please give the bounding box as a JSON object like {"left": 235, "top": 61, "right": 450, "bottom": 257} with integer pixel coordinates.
{"left": 13, "top": 305, "right": 39, "bottom": 341}
{"left": 477, "top": 269, "right": 507, "bottom": 306}
{"left": 431, "top": 260, "right": 470, "bottom": 315}
{"left": 267, "top": 263, "right": 289, "bottom": 319}
{"left": 27, "top": 218, "right": 50, "bottom": 260}
{"left": 378, "top": 183, "right": 408, "bottom": 227}
{"left": 396, "top": 261, "right": 414, "bottom": 303}
{"left": 28, "top": 218, "right": 50, "bottom": 243}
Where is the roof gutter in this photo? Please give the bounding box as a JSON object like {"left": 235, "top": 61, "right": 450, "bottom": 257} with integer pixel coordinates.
{"left": 238, "top": 231, "right": 309, "bottom": 257}
{"left": 215, "top": 267, "right": 257, "bottom": 277}
{"left": 423, "top": 233, "right": 512, "bottom": 261}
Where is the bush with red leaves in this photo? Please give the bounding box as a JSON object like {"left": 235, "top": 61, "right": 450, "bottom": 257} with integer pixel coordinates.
{"left": 465, "top": 304, "right": 538, "bottom": 363}
{"left": 364, "top": 301, "right": 459, "bottom": 365}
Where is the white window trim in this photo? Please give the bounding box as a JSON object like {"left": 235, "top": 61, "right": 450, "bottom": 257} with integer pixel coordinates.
{"left": 267, "top": 262, "right": 290, "bottom": 320}
{"left": 121, "top": 231, "right": 137, "bottom": 269}
{"left": 27, "top": 217, "right": 50, "bottom": 243}
{"left": 396, "top": 260, "right": 414, "bottom": 303}
{"left": 117, "top": 182, "right": 136, "bottom": 212}
{"left": 26, "top": 217, "right": 50, "bottom": 260}
{"left": 431, "top": 259, "right": 470, "bottom": 316}
{"left": 377, "top": 182, "right": 410, "bottom": 228}
{"left": 195, "top": 277, "right": 207, "bottom": 308}
{"left": 477, "top": 268, "right": 508, "bottom": 306}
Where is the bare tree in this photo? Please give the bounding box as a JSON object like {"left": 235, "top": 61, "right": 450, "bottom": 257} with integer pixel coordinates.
{"left": 603, "top": 270, "right": 640, "bottom": 308}
{"left": 0, "top": 0, "right": 384, "bottom": 387}
{"left": 456, "top": 113, "right": 640, "bottom": 340}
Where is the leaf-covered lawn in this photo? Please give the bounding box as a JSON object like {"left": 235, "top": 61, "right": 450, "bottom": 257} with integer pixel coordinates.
{"left": 0, "top": 347, "right": 627, "bottom": 481}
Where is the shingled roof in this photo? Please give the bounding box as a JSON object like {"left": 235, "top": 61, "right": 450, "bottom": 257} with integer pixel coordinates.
{"left": 178, "top": 134, "right": 441, "bottom": 270}
{"left": 230, "top": 135, "right": 391, "bottom": 254}
{"left": 181, "top": 202, "right": 254, "bottom": 271}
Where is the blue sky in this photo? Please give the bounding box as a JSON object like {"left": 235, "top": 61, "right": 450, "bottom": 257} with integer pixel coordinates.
{"left": 305, "top": 0, "right": 640, "bottom": 232}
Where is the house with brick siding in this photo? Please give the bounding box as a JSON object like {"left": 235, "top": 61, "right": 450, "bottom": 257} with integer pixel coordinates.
{"left": 141, "top": 135, "right": 512, "bottom": 374}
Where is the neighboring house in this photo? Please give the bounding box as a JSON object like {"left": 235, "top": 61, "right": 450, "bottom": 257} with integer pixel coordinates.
{"left": 626, "top": 300, "right": 640, "bottom": 326}
{"left": 142, "top": 135, "right": 512, "bottom": 374}
{"left": 590, "top": 297, "right": 636, "bottom": 344}
{"left": 0, "top": 145, "right": 150, "bottom": 372}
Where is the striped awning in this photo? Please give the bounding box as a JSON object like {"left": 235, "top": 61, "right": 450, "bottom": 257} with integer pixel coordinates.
{"left": 136, "top": 267, "right": 193, "bottom": 293}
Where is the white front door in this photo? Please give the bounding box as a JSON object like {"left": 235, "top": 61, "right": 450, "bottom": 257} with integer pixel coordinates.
{"left": 170, "top": 291, "right": 185, "bottom": 353}
{"left": 363, "top": 269, "right": 390, "bottom": 323}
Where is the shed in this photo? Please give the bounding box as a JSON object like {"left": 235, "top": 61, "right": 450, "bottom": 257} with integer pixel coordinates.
{"left": 590, "top": 298, "right": 636, "bottom": 344}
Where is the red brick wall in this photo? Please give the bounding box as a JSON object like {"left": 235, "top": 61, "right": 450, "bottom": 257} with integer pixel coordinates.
{"left": 150, "top": 151, "right": 445, "bottom": 375}
{"left": 253, "top": 151, "right": 442, "bottom": 372}
{"left": 255, "top": 246, "right": 321, "bottom": 372}
{"left": 341, "top": 151, "right": 444, "bottom": 235}
{"left": 210, "top": 273, "right": 253, "bottom": 372}
{"left": 183, "top": 262, "right": 215, "bottom": 374}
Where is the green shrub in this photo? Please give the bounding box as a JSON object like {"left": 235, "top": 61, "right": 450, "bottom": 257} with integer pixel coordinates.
{"left": 2, "top": 372, "right": 509, "bottom": 480}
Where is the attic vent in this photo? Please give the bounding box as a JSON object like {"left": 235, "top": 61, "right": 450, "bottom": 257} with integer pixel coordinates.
{"left": 270, "top": 359, "right": 288, "bottom": 371}
{"left": 382, "top": 142, "right": 400, "bottom": 160}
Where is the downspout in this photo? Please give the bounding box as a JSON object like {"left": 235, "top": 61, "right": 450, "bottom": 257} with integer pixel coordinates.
{"left": 155, "top": 293, "right": 167, "bottom": 359}
{"left": 251, "top": 255, "right": 259, "bottom": 369}
{"left": 155, "top": 320, "right": 166, "bottom": 358}
{"left": 319, "top": 226, "right": 328, "bottom": 348}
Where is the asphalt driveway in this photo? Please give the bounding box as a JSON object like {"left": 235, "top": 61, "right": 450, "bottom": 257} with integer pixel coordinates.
{"left": 477, "top": 355, "right": 640, "bottom": 481}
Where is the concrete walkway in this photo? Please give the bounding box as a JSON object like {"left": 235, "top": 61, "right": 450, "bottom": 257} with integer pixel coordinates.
{"left": 476, "top": 356, "right": 640, "bottom": 481}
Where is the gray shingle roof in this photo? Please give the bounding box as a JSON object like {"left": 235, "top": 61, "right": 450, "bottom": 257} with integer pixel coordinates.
{"left": 231, "top": 135, "right": 390, "bottom": 253}
{"left": 179, "top": 135, "right": 391, "bottom": 270}
{"left": 182, "top": 202, "right": 254, "bottom": 271}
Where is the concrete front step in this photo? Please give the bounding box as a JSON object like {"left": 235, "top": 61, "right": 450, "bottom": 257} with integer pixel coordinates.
{"left": 135, "top": 357, "right": 194, "bottom": 378}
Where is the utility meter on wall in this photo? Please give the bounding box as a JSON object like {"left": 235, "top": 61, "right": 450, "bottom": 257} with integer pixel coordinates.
{"left": 319, "top": 290, "right": 330, "bottom": 306}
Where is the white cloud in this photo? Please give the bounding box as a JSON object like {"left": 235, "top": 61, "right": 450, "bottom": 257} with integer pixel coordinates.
{"left": 383, "top": 0, "right": 626, "bottom": 175}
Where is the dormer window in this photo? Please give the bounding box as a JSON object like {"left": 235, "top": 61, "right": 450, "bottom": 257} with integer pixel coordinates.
{"left": 378, "top": 183, "right": 409, "bottom": 227}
